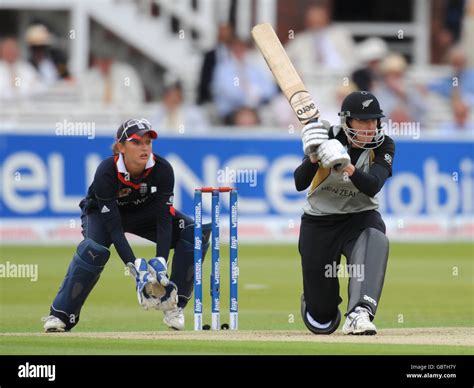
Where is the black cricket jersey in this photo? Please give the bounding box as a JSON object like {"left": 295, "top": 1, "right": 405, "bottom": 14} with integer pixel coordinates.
{"left": 83, "top": 153, "right": 175, "bottom": 264}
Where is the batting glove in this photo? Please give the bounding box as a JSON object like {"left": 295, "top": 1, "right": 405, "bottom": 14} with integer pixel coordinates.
{"left": 301, "top": 120, "right": 330, "bottom": 157}
{"left": 316, "top": 139, "right": 350, "bottom": 170}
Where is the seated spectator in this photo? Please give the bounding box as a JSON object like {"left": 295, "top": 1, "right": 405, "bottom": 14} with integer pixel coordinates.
{"left": 285, "top": 1, "right": 355, "bottom": 78}
{"left": 212, "top": 38, "right": 277, "bottom": 123}
{"left": 25, "top": 24, "right": 69, "bottom": 85}
{"left": 437, "top": 94, "right": 473, "bottom": 134}
{"left": 261, "top": 82, "right": 357, "bottom": 130}
{"left": 81, "top": 45, "right": 144, "bottom": 107}
{"left": 428, "top": 46, "right": 474, "bottom": 106}
{"left": 152, "top": 81, "right": 209, "bottom": 134}
{"left": 374, "top": 53, "right": 427, "bottom": 124}
{"left": 0, "top": 37, "right": 45, "bottom": 100}
{"left": 324, "top": 81, "right": 359, "bottom": 124}
{"left": 352, "top": 37, "right": 388, "bottom": 91}
{"left": 260, "top": 92, "right": 301, "bottom": 129}
{"left": 197, "top": 23, "right": 234, "bottom": 105}
{"left": 231, "top": 107, "right": 260, "bottom": 127}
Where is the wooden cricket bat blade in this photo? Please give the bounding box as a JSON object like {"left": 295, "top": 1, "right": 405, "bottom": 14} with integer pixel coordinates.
{"left": 251, "top": 23, "right": 319, "bottom": 124}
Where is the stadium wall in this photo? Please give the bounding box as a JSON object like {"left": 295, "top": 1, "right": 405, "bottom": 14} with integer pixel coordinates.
{"left": 0, "top": 130, "right": 472, "bottom": 244}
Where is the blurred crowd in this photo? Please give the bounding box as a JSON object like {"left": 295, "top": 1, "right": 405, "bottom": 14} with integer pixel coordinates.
{"left": 0, "top": 25, "right": 68, "bottom": 99}
{"left": 0, "top": 0, "right": 473, "bottom": 135}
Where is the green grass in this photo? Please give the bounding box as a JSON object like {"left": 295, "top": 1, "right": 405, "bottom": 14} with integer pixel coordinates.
{"left": 0, "top": 243, "right": 472, "bottom": 354}
{"left": 1, "top": 337, "right": 472, "bottom": 355}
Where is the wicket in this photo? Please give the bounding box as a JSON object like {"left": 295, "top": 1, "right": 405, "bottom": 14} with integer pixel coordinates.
{"left": 194, "top": 187, "right": 238, "bottom": 331}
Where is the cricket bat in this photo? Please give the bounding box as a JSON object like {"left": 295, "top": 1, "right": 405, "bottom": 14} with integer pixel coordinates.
{"left": 251, "top": 22, "right": 320, "bottom": 125}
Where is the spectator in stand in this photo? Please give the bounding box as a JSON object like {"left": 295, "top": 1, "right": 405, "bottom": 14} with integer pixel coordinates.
{"left": 432, "top": 0, "right": 467, "bottom": 64}
{"left": 152, "top": 81, "right": 209, "bottom": 134}
{"left": 428, "top": 46, "right": 474, "bottom": 107}
{"left": 211, "top": 38, "right": 277, "bottom": 124}
{"left": 197, "top": 23, "right": 234, "bottom": 105}
{"left": 444, "top": 0, "right": 466, "bottom": 43}
{"left": 0, "top": 37, "right": 45, "bottom": 100}
{"left": 374, "top": 53, "right": 427, "bottom": 125}
{"left": 285, "top": 1, "right": 355, "bottom": 78}
{"left": 231, "top": 106, "right": 260, "bottom": 127}
{"left": 25, "top": 24, "right": 69, "bottom": 85}
{"left": 438, "top": 94, "right": 473, "bottom": 134}
{"left": 259, "top": 91, "right": 301, "bottom": 129}
{"left": 352, "top": 37, "right": 388, "bottom": 92}
{"left": 81, "top": 45, "right": 145, "bottom": 107}
{"left": 261, "top": 82, "right": 358, "bottom": 130}
{"left": 322, "top": 82, "right": 359, "bottom": 124}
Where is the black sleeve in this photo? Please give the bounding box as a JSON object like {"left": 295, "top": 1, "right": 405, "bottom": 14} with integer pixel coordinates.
{"left": 372, "top": 135, "right": 395, "bottom": 177}
{"left": 349, "top": 137, "right": 395, "bottom": 197}
{"left": 93, "top": 162, "right": 136, "bottom": 265}
{"left": 294, "top": 156, "right": 320, "bottom": 192}
{"left": 349, "top": 164, "right": 390, "bottom": 197}
{"left": 154, "top": 162, "right": 175, "bottom": 260}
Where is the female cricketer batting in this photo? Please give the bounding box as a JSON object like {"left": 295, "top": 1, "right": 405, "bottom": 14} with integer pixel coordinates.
{"left": 43, "top": 118, "right": 210, "bottom": 332}
{"left": 295, "top": 91, "right": 395, "bottom": 335}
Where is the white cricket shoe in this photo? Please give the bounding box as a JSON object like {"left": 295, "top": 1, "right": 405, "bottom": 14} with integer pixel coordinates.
{"left": 163, "top": 307, "right": 185, "bottom": 330}
{"left": 342, "top": 306, "right": 377, "bottom": 335}
{"left": 42, "top": 315, "right": 66, "bottom": 332}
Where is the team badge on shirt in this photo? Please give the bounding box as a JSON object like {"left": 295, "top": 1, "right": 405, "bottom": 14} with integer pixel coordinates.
{"left": 384, "top": 153, "right": 392, "bottom": 165}
{"left": 118, "top": 188, "right": 132, "bottom": 198}
{"left": 140, "top": 183, "right": 148, "bottom": 195}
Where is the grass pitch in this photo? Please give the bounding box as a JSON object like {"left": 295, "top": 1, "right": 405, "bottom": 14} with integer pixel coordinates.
{"left": 0, "top": 243, "right": 472, "bottom": 355}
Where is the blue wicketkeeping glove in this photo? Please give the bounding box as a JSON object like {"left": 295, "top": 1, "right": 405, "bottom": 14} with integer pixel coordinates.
{"left": 127, "top": 258, "right": 158, "bottom": 310}
{"left": 147, "top": 257, "right": 178, "bottom": 311}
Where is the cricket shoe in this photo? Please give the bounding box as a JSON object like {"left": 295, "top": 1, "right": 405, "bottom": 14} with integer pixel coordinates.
{"left": 42, "top": 315, "right": 67, "bottom": 332}
{"left": 163, "top": 307, "right": 185, "bottom": 330}
{"left": 342, "top": 306, "right": 377, "bottom": 335}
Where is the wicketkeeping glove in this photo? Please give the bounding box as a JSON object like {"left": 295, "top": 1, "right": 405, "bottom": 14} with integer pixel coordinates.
{"left": 127, "top": 258, "right": 158, "bottom": 310}
{"left": 147, "top": 257, "right": 178, "bottom": 311}
{"left": 315, "top": 139, "right": 350, "bottom": 170}
{"left": 127, "top": 257, "right": 178, "bottom": 311}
